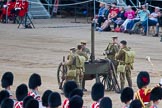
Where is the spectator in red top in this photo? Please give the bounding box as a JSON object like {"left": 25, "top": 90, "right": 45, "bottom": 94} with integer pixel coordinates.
{"left": 97, "top": 2, "right": 119, "bottom": 32}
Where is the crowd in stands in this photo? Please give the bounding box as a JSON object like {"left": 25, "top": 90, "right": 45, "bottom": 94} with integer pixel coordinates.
{"left": 0, "top": 0, "right": 28, "bottom": 23}
{"left": 94, "top": 2, "right": 162, "bottom": 37}
{"left": 1, "top": 71, "right": 162, "bottom": 108}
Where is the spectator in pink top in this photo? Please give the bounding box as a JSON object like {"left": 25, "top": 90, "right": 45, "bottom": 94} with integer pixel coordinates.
{"left": 121, "top": 5, "right": 135, "bottom": 31}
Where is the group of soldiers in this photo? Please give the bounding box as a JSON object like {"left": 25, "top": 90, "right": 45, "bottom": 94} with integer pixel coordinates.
{"left": 104, "top": 36, "right": 133, "bottom": 91}
{"left": 63, "top": 41, "right": 90, "bottom": 91}
{"left": 0, "top": 0, "right": 28, "bottom": 23}
{"left": 63, "top": 37, "right": 134, "bottom": 92}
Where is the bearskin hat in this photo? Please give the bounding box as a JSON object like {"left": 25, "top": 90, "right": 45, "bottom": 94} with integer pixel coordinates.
{"left": 137, "top": 71, "right": 150, "bottom": 89}
{"left": 23, "top": 96, "right": 34, "bottom": 108}
{"left": 99, "top": 97, "right": 112, "bottom": 108}
{"left": 42, "top": 90, "right": 52, "bottom": 107}
{"left": 120, "top": 87, "right": 134, "bottom": 103}
{"left": 130, "top": 99, "right": 142, "bottom": 108}
{"left": 1, "top": 72, "right": 14, "bottom": 88}
{"left": 16, "top": 84, "right": 28, "bottom": 101}
{"left": 48, "top": 92, "right": 61, "bottom": 108}
{"left": 150, "top": 87, "right": 162, "bottom": 101}
{"left": 25, "top": 99, "right": 39, "bottom": 108}
{"left": 1, "top": 98, "right": 14, "bottom": 108}
{"left": 28, "top": 73, "right": 41, "bottom": 89}
{"left": 0, "top": 90, "right": 10, "bottom": 104}
{"left": 63, "top": 81, "right": 78, "bottom": 98}
{"left": 69, "top": 95, "right": 83, "bottom": 108}
{"left": 91, "top": 82, "right": 104, "bottom": 101}
{"left": 69, "top": 88, "right": 83, "bottom": 98}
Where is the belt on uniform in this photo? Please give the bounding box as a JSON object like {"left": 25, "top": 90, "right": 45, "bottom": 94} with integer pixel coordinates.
{"left": 144, "top": 102, "right": 149, "bottom": 105}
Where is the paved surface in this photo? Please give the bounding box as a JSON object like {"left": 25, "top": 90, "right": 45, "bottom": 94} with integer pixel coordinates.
{"left": 0, "top": 18, "right": 162, "bottom": 107}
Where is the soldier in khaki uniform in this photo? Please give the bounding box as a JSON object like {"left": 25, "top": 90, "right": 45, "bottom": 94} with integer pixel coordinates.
{"left": 81, "top": 41, "right": 90, "bottom": 55}
{"left": 64, "top": 47, "right": 78, "bottom": 83}
{"left": 104, "top": 36, "right": 119, "bottom": 70}
{"left": 76, "top": 45, "right": 88, "bottom": 89}
{"left": 115, "top": 40, "right": 132, "bottom": 90}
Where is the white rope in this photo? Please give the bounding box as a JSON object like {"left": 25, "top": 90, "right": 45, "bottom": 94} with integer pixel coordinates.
{"left": 29, "top": 0, "right": 93, "bottom": 7}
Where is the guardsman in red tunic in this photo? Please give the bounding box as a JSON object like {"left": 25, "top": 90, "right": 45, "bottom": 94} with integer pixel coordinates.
{"left": 28, "top": 73, "right": 41, "bottom": 101}
{"left": 42, "top": 90, "right": 53, "bottom": 108}
{"left": 69, "top": 95, "right": 83, "bottom": 108}
{"left": 1, "top": 72, "right": 14, "bottom": 98}
{"left": 99, "top": 97, "right": 112, "bottom": 108}
{"left": 129, "top": 99, "right": 143, "bottom": 108}
{"left": 1, "top": 98, "right": 14, "bottom": 108}
{"left": 91, "top": 82, "right": 104, "bottom": 108}
{"left": 25, "top": 99, "right": 39, "bottom": 108}
{"left": 18, "top": 0, "right": 28, "bottom": 17}
{"left": 150, "top": 87, "right": 162, "bottom": 108}
{"left": 62, "top": 81, "right": 78, "bottom": 108}
{"left": 0, "top": 90, "right": 10, "bottom": 104}
{"left": 15, "top": 84, "right": 28, "bottom": 108}
{"left": 134, "top": 71, "right": 151, "bottom": 108}
{"left": 120, "top": 87, "right": 134, "bottom": 108}
{"left": 48, "top": 92, "right": 62, "bottom": 108}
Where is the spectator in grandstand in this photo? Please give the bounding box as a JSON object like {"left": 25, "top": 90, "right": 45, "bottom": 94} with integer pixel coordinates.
{"left": 142, "top": 7, "right": 161, "bottom": 37}
{"left": 97, "top": 2, "right": 119, "bottom": 32}
{"left": 130, "top": 4, "right": 150, "bottom": 36}
{"left": 114, "top": 6, "right": 126, "bottom": 31}
{"left": 121, "top": 5, "right": 135, "bottom": 32}
{"left": 93, "top": 3, "right": 105, "bottom": 27}
{"left": 97, "top": 3, "right": 111, "bottom": 27}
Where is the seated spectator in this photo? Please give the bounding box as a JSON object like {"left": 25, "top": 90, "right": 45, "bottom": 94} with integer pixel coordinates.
{"left": 99, "top": 97, "right": 112, "bottom": 108}
{"left": 120, "top": 87, "right": 134, "bottom": 108}
{"left": 93, "top": 3, "right": 105, "bottom": 27}
{"left": 134, "top": 71, "right": 151, "bottom": 108}
{"left": 1, "top": 71, "right": 14, "bottom": 98}
{"left": 69, "top": 95, "right": 83, "bottom": 108}
{"left": 42, "top": 90, "right": 53, "bottom": 108}
{"left": 130, "top": 4, "right": 150, "bottom": 36}
{"left": 121, "top": 5, "right": 135, "bottom": 32}
{"left": 97, "top": 2, "right": 119, "bottom": 32}
{"left": 114, "top": 7, "right": 126, "bottom": 31}
{"left": 15, "top": 84, "right": 28, "bottom": 108}
{"left": 28, "top": 73, "right": 42, "bottom": 101}
{"left": 150, "top": 87, "right": 162, "bottom": 108}
{"left": 62, "top": 81, "right": 78, "bottom": 108}
{"left": 91, "top": 82, "right": 104, "bottom": 108}
{"left": 142, "top": 7, "right": 161, "bottom": 37}
{"left": 1, "top": 98, "right": 14, "bottom": 108}
{"left": 129, "top": 99, "right": 142, "bottom": 108}
{"left": 48, "top": 92, "right": 62, "bottom": 108}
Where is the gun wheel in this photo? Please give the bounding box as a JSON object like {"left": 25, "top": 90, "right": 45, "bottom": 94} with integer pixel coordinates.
{"left": 57, "top": 63, "right": 67, "bottom": 90}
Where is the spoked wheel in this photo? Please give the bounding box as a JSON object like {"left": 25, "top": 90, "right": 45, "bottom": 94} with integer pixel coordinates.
{"left": 57, "top": 63, "right": 67, "bottom": 90}
{"left": 101, "top": 74, "right": 113, "bottom": 91}
{"left": 110, "top": 62, "right": 121, "bottom": 93}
